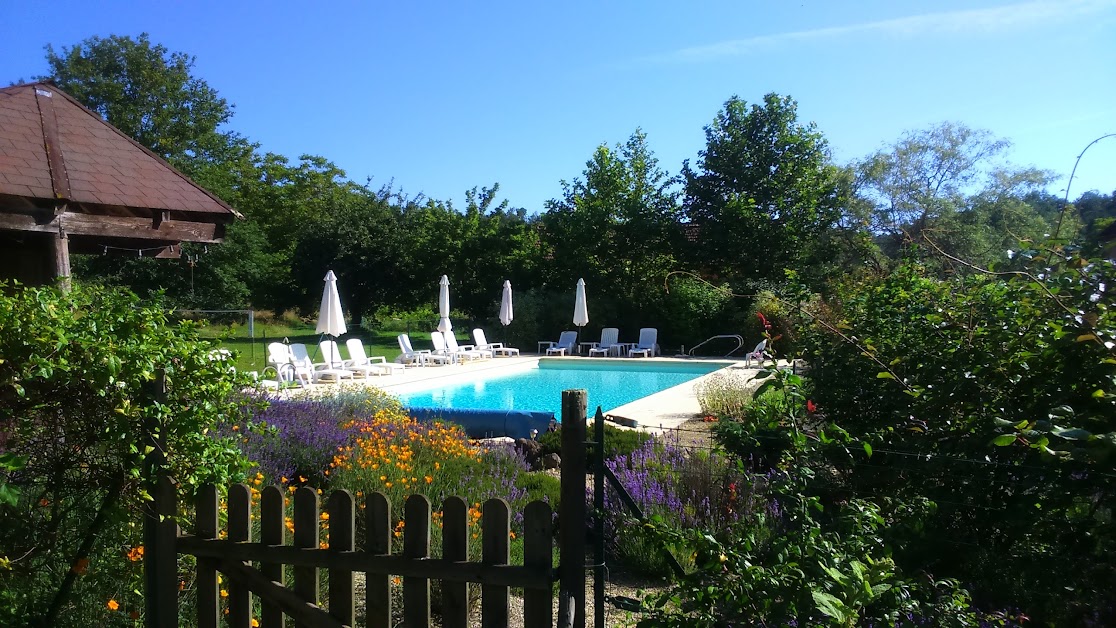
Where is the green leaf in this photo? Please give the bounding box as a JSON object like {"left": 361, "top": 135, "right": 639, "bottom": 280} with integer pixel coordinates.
{"left": 1092, "top": 389, "right": 1106, "bottom": 399}
{"left": 863, "top": 442, "right": 873, "bottom": 458}
{"left": 876, "top": 372, "right": 896, "bottom": 380}
{"left": 1052, "top": 428, "right": 1092, "bottom": 441}
{"left": 991, "top": 434, "right": 1016, "bottom": 446}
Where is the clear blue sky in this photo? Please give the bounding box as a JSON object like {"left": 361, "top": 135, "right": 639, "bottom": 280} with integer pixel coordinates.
{"left": 3, "top": 0, "right": 1114, "bottom": 213}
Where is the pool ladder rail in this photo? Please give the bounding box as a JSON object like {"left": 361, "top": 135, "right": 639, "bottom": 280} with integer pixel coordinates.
{"left": 682, "top": 334, "right": 745, "bottom": 358}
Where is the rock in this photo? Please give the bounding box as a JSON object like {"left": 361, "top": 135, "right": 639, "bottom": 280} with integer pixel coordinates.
{"left": 515, "top": 437, "right": 545, "bottom": 470}
{"left": 542, "top": 453, "right": 561, "bottom": 470}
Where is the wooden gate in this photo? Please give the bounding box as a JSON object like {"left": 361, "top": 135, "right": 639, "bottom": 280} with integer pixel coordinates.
{"left": 147, "top": 477, "right": 555, "bottom": 627}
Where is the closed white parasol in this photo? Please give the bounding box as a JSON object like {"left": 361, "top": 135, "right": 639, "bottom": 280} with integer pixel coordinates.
{"left": 316, "top": 269, "right": 346, "bottom": 364}
{"left": 500, "top": 280, "right": 514, "bottom": 327}
{"left": 437, "top": 274, "right": 453, "bottom": 333}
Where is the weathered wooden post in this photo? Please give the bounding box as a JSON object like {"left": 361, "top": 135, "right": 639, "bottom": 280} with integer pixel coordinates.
{"left": 559, "top": 389, "right": 587, "bottom": 628}
{"left": 144, "top": 370, "right": 178, "bottom": 628}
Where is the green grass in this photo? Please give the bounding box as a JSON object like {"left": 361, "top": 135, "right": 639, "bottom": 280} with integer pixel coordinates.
{"left": 195, "top": 321, "right": 476, "bottom": 374}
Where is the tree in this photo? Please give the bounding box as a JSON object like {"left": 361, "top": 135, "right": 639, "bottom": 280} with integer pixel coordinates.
{"left": 857, "top": 122, "right": 1054, "bottom": 265}
{"left": 41, "top": 33, "right": 240, "bottom": 170}
{"left": 542, "top": 130, "right": 683, "bottom": 322}
{"left": 683, "top": 94, "right": 847, "bottom": 285}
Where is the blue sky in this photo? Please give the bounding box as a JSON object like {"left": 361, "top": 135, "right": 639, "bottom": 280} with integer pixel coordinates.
{"left": 3, "top": 0, "right": 1114, "bottom": 213}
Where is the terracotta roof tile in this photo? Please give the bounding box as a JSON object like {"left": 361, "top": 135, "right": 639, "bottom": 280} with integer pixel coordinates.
{"left": 0, "top": 83, "right": 238, "bottom": 218}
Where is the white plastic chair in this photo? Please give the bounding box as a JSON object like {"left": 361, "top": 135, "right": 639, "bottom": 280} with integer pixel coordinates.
{"left": 473, "top": 328, "right": 519, "bottom": 357}
{"left": 745, "top": 339, "right": 768, "bottom": 366}
{"left": 445, "top": 332, "right": 492, "bottom": 360}
{"left": 588, "top": 327, "right": 620, "bottom": 357}
{"left": 543, "top": 331, "right": 578, "bottom": 356}
{"left": 346, "top": 338, "right": 403, "bottom": 376}
{"left": 397, "top": 334, "right": 449, "bottom": 366}
{"left": 628, "top": 328, "right": 658, "bottom": 358}
{"left": 267, "top": 342, "right": 311, "bottom": 385}
{"left": 289, "top": 343, "right": 354, "bottom": 383}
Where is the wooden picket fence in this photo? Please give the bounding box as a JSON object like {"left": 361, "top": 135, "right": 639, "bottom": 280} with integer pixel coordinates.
{"left": 147, "top": 477, "right": 555, "bottom": 628}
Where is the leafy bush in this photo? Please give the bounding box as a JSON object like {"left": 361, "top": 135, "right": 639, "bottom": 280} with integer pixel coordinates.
{"left": 694, "top": 369, "right": 756, "bottom": 418}
{"left": 798, "top": 247, "right": 1116, "bottom": 624}
{"left": 0, "top": 282, "right": 252, "bottom": 626}
{"left": 537, "top": 423, "right": 652, "bottom": 461}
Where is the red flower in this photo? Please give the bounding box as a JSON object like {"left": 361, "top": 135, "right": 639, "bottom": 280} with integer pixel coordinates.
{"left": 806, "top": 400, "right": 817, "bottom": 413}
{"left": 756, "top": 312, "right": 768, "bottom": 326}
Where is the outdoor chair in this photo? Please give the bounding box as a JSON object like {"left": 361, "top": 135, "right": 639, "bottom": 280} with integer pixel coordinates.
{"left": 266, "top": 342, "right": 312, "bottom": 385}
{"left": 289, "top": 343, "right": 354, "bottom": 383}
{"left": 745, "top": 339, "right": 769, "bottom": 366}
{"left": 628, "top": 328, "right": 658, "bottom": 358}
{"left": 473, "top": 328, "right": 519, "bottom": 357}
{"left": 345, "top": 338, "right": 404, "bottom": 376}
{"left": 430, "top": 332, "right": 481, "bottom": 363}
{"left": 542, "top": 331, "right": 578, "bottom": 356}
{"left": 446, "top": 332, "right": 492, "bottom": 360}
{"left": 397, "top": 334, "right": 449, "bottom": 366}
{"left": 587, "top": 327, "right": 621, "bottom": 357}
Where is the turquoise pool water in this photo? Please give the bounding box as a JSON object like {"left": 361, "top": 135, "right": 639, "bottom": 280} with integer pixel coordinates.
{"left": 397, "top": 360, "right": 726, "bottom": 415}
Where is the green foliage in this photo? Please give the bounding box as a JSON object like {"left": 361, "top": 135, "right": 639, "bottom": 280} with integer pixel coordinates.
{"left": 683, "top": 93, "right": 848, "bottom": 285}
{"left": 639, "top": 369, "right": 992, "bottom": 626}
{"left": 801, "top": 245, "right": 1116, "bottom": 623}
{"left": 694, "top": 370, "right": 754, "bottom": 418}
{"left": 537, "top": 423, "right": 652, "bottom": 461}
{"left": 0, "top": 282, "right": 253, "bottom": 625}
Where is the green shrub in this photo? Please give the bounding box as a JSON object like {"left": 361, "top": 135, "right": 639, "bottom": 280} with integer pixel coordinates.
{"left": 0, "top": 282, "right": 253, "bottom": 626}
{"left": 694, "top": 369, "right": 755, "bottom": 418}
{"left": 537, "top": 423, "right": 652, "bottom": 461}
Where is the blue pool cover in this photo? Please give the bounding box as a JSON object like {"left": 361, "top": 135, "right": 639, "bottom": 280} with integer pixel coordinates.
{"left": 408, "top": 407, "right": 556, "bottom": 440}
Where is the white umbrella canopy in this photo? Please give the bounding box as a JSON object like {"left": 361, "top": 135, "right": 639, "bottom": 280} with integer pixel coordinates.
{"left": 437, "top": 274, "right": 453, "bottom": 333}
{"left": 316, "top": 270, "right": 347, "bottom": 337}
{"left": 499, "top": 280, "right": 514, "bottom": 327}
{"left": 573, "top": 278, "right": 589, "bottom": 327}
{"left": 316, "top": 269, "right": 346, "bottom": 365}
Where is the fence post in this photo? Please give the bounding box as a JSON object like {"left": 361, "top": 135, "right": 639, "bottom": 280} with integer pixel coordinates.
{"left": 366, "top": 492, "right": 392, "bottom": 628}
{"left": 228, "top": 484, "right": 252, "bottom": 628}
{"left": 481, "top": 498, "right": 510, "bottom": 627}
{"left": 559, "top": 389, "right": 587, "bottom": 628}
{"left": 403, "top": 494, "right": 432, "bottom": 628}
{"left": 293, "top": 487, "right": 320, "bottom": 628}
{"left": 593, "top": 406, "right": 606, "bottom": 628}
{"left": 328, "top": 490, "right": 355, "bottom": 625}
{"left": 259, "top": 486, "right": 285, "bottom": 628}
{"left": 144, "top": 370, "right": 177, "bottom": 628}
{"left": 523, "top": 500, "right": 555, "bottom": 627}
{"left": 441, "top": 496, "right": 469, "bottom": 628}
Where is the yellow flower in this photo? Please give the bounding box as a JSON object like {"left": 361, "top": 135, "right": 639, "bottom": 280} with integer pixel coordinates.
{"left": 106, "top": 599, "right": 120, "bottom": 611}
{"left": 220, "top": 589, "right": 228, "bottom": 598}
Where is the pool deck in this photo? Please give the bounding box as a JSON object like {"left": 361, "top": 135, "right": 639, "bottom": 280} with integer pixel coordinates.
{"left": 270, "top": 354, "right": 776, "bottom": 433}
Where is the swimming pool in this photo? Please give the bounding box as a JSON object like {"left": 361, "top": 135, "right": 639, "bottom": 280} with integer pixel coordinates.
{"left": 396, "top": 358, "right": 729, "bottom": 415}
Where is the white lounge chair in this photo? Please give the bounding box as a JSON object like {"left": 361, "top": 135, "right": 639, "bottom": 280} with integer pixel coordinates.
{"left": 628, "top": 328, "right": 658, "bottom": 358}
{"left": 267, "top": 342, "right": 312, "bottom": 385}
{"left": 543, "top": 331, "right": 578, "bottom": 356}
{"left": 346, "top": 338, "right": 404, "bottom": 376}
{"left": 446, "top": 332, "right": 492, "bottom": 360}
{"left": 587, "top": 327, "right": 620, "bottom": 357}
{"left": 431, "top": 332, "right": 481, "bottom": 363}
{"left": 289, "top": 343, "right": 354, "bottom": 383}
{"left": 397, "top": 334, "right": 449, "bottom": 366}
{"left": 745, "top": 339, "right": 768, "bottom": 366}
{"left": 472, "top": 328, "right": 519, "bottom": 357}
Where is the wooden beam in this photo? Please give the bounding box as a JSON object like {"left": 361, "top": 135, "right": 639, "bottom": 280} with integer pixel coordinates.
{"left": 0, "top": 212, "right": 223, "bottom": 243}
{"left": 50, "top": 226, "right": 71, "bottom": 286}
{"left": 33, "top": 87, "right": 72, "bottom": 205}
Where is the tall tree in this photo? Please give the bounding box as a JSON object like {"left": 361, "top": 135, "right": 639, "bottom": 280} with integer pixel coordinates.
{"left": 40, "top": 33, "right": 240, "bottom": 171}
{"left": 683, "top": 94, "right": 846, "bottom": 285}
{"left": 857, "top": 122, "right": 1053, "bottom": 265}
{"left": 542, "top": 130, "right": 683, "bottom": 320}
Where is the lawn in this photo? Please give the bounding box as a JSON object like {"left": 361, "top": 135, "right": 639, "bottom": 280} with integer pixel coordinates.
{"left": 197, "top": 320, "right": 477, "bottom": 374}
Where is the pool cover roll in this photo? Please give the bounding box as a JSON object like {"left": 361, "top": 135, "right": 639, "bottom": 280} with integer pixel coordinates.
{"left": 408, "top": 407, "right": 556, "bottom": 440}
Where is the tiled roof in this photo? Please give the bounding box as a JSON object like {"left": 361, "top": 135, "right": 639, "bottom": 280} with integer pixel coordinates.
{"left": 0, "top": 82, "right": 237, "bottom": 218}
